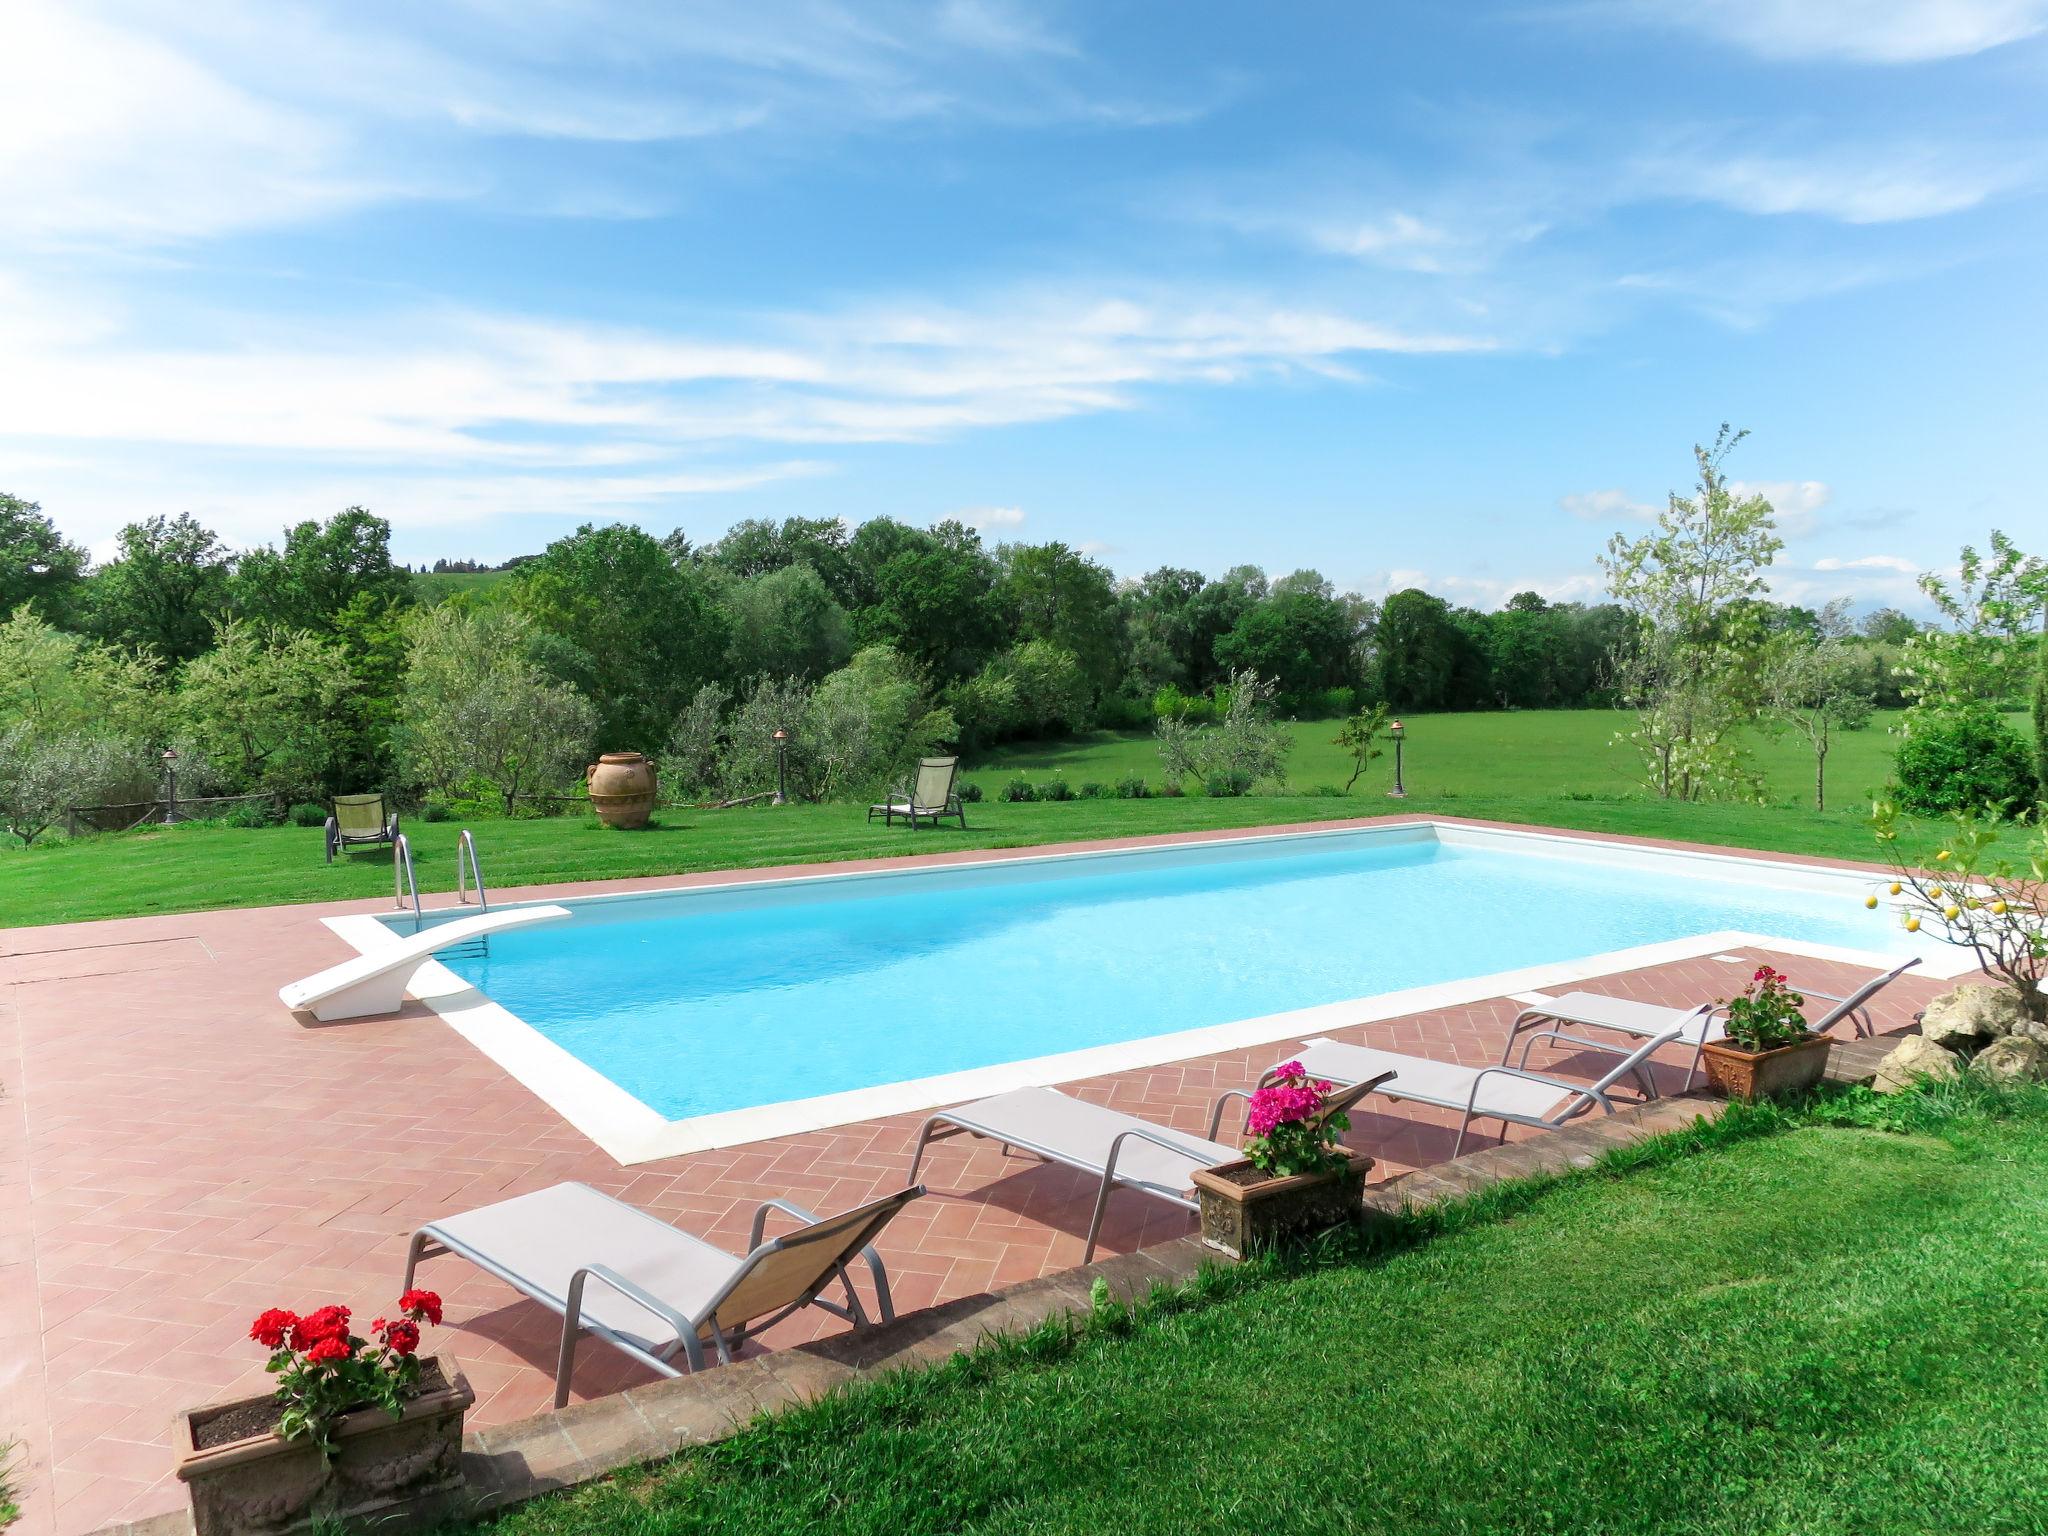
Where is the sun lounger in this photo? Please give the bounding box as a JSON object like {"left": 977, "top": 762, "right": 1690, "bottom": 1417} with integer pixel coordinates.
{"left": 1505, "top": 958, "right": 1922, "bottom": 1091}
{"left": 868, "top": 756, "right": 967, "bottom": 830}
{"left": 326, "top": 792, "right": 399, "bottom": 862}
{"left": 277, "top": 905, "right": 571, "bottom": 1021}
{"left": 909, "top": 1077, "right": 1389, "bottom": 1261}
{"left": 403, "top": 1181, "right": 923, "bottom": 1406}
{"left": 1273, "top": 1022, "right": 1689, "bottom": 1157}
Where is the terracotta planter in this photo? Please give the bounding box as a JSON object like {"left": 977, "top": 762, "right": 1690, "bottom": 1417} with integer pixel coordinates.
{"left": 1701, "top": 1033, "right": 1833, "bottom": 1103}
{"left": 1190, "top": 1151, "right": 1375, "bottom": 1258}
{"left": 585, "top": 752, "right": 657, "bottom": 829}
{"left": 176, "top": 1359, "right": 474, "bottom": 1536}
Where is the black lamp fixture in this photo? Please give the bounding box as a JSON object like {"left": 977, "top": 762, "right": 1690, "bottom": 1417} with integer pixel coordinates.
{"left": 1386, "top": 720, "right": 1406, "bottom": 799}
{"left": 771, "top": 728, "right": 789, "bottom": 805}
{"left": 160, "top": 747, "right": 179, "bottom": 824}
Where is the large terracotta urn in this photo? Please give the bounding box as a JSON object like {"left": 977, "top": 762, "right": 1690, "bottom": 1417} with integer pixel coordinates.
{"left": 586, "top": 752, "right": 658, "bottom": 829}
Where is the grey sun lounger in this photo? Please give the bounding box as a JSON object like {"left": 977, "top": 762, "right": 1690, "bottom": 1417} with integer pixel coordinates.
{"left": 1505, "top": 958, "right": 1922, "bottom": 1092}
{"left": 403, "top": 1181, "right": 922, "bottom": 1406}
{"left": 868, "top": 755, "right": 967, "bottom": 830}
{"left": 909, "top": 1078, "right": 1390, "bottom": 1262}
{"left": 1272, "top": 1022, "right": 1689, "bottom": 1158}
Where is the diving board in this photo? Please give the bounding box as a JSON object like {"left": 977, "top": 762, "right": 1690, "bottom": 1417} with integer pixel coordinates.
{"left": 279, "top": 905, "right": 572, "bottom": 1021}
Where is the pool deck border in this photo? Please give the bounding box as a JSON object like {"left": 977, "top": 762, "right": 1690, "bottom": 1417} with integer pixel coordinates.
{"left": 303, "top": 815, "right": 1955, "bottom": 1164}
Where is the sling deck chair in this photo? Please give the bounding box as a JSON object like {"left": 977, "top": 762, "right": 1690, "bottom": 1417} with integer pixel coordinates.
{"left": 868, "top": 756, "right": 967, "bottom": 830}
{"left": 1268, "top": 1019, "right": 1692, "bottom": 1158}
{"left": 403, "top": 1181, "right": 923, "bottom": 1406}
{"left": 1503, "top": 957, "right": 1922, "bottom": 1093}
{"left": 909, "top": 1074, "right": 1392, "bottom": 1262}
{"left": 326, "top": 792, "right": 399, "bottom": 862}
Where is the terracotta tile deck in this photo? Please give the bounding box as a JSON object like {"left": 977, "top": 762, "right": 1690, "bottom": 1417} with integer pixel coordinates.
{"left": 0, "top": 818, "right": 1945, "bottom": 1534}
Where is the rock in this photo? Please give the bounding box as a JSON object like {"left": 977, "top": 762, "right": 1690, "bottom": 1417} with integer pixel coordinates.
{"left": 1972, "top": 1035, "right": 2048, "bottom": 1084}
{"left": 1873, "top": 1035, "right": 1962, "bottom": 1094}
{"left": 1919, "top": 984, "right": 2026, "bottom": 1049}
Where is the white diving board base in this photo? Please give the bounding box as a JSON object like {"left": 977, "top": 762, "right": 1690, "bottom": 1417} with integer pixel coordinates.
{"left": 279, "top": 905, "right": 572, "bottom": 1021}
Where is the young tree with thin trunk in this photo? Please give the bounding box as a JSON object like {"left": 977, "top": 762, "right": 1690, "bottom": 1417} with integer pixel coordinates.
{"left": 1760, "top": 602, "right": 1873, "bottom": 812}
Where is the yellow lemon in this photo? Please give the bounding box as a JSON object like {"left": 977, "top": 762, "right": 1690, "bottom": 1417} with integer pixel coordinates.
{"left": 1905, "top": 916, "right": 1921, "bottom": 933}
{"left": 1889, "top": 881, "right": 1902, "bottom": 895}
{"left": 1928, "top": 885, "right": 1945, "bottom": 900}
{"left": 1937, "top": 850, "right": 1952, "bottom": 862}
{"left": 1944, "top": 906, "right": 1961, "bottom": 921}
{"left": 1993, "top": 900, "right": 2009, "bottom": 915}
{"left": 1864, "top": 895, "right": 1879, "bottom": 909}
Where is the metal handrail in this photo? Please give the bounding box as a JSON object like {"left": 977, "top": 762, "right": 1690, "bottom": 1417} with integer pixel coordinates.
{"left": 456, "top": 830, "right": 488, "bottom": 909}
{"left": 393, "top": 832, "right": 422, "bottom": 919}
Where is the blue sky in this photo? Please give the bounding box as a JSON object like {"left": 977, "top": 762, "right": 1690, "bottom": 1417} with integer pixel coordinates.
{"left": 3, "top": 1, "right": 2044, "bottom": 612}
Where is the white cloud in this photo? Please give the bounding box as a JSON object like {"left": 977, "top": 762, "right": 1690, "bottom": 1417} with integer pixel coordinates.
{"left": 1609, "top": 0, "right": 2048, "bottom": 63}
{"left": 957, "top": 505, "right": 1027, "bottom": 530}
{"left": 1360, "top": 568, "right": 1606, "bottom": 607}
{"left": 1640, "top": 147, "right": 2016, "bottom": 224}
{"left": 1560, "top": 488, "right": 1659, "bottom": 523}
{"left": 1730, "top": 477, "right": 1832, "bottom": 537}
{"left": 1813, "top": 553, "right": 1919, "bottom": 573}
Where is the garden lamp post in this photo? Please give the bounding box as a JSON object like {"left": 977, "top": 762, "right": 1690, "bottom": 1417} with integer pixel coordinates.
{"left": 771, "top": 728, "right": 789, "bottom": 806}
{"left": 1387, "top": 720, "right": 1406, "bottom": 799}
{"left": 160, "top": 747, "right": 179, "bottom": 825}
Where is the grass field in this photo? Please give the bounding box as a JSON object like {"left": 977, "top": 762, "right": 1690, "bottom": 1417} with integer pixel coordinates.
{"left": 456, "top": 1085, "right": 2048, "bottom": 1536}
{"left": 0, "top": 709, "right": 2019, "bottom": 929}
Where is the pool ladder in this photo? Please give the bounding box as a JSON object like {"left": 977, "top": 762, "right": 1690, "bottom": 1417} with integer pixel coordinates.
{"left": 394, "top": 830, "right": 495, "bottom": 957}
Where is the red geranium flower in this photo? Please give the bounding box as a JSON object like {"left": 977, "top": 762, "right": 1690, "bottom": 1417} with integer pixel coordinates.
{"left": 249, "top": 1309, "right": 298, "bottom": 1350}
{"left": 304, "top": 1335, "right": 353, "bottom": 1365}
{"left": 397, "top": 1289, "right": 443, "bottom": 1326}
{"left": 290, "top": 1304, "right": 351, "bottom": 1351}
{"left": 382, "top": 1319, "right": 421, "bottom": 1357}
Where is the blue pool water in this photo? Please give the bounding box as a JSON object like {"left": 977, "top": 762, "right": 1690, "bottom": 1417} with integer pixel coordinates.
{"left": 423, "top": 830, "right": 1901, "bottom": 1121}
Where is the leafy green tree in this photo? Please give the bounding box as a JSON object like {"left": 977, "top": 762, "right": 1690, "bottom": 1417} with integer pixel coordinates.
{"left": 1332, "top": 701, "right": 1393, "bottom": 792}
{"left": 87, "top": 513, "right": 234, "bottom": 665}
{"left": 2035, "top": 630, "right": 2048, "bottom": 805}
{"left": 846, "top": 519, "right": 1004, "bottom": 680}
{"left": 396, "top": 606, "right": 598, "bottom": 813}
{"left": 707, "top": 516, "right": 857, "bottom": 604}
{"left": 0, "top": 495, "right": 88, "bottom": 625}
{"left": 1373, "top": 589, "right": 1473, "bottom": 711}
{"left": 232, "top": 507, "right": 411, "bottom": 634}
{"left": 723, "top": 563, "right": 852, "bottom": 682}
{"left": 1183, "top": 566, "right": 1269, "bottom": 688}
{"left": 1215, "top": 589, "right": 1354, "bottom": 704}
{"left": 1760, "top": 603, "right": 1874, "bottom": 811}
{"left": 995, "top": 542, "right": 1123, "bottom": 697}
{"left": 1859, "top": 607, "right": 1919, "bottom": 645}
{"left": 176, "top": 619, "right": 349, "bottom": 799}
{"left": 800, "top": 645, "right": 957, "bottom": 801}
{"left": 1901, "top": 530, "right": 2044, "bottom": 716}
{"left": 513, "top": 523, "right": 729, "bottom": 750}
{"left": 1120, "top": 567, "right": 1207, "bottom": 692}
{"left": 1601, "top": 426, "right": 1783, "bottom": 801}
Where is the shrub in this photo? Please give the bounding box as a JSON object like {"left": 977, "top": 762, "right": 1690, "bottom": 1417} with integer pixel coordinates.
{"left": 419, "top": 800, "right": 452, "bottom": 823}
{"left": 1114, "top": 773, "right": 1150, "bottom": 799}
{"left": 288, "top": 801, "right": 327, "bottom": 828}
{"left": 957, "top": 780, "right": 984, "bottom": 803}
{"left": 1894, "top": 709, "right": 2038, "bottom": 816}
{"left": 1151, "top": 683, "right": 1221, "bottom": 724}
{"left": 221, "top": 799, "right": 277, "bottom": 829}
{"left": 1000, "top": 778, "right": 1037, "bottom": 803}
{"left": 1204, "top": 769, "right": 1252, "bottom": 797}
{"left": 1094, "top": 693, "right": 1152, "bottom": 731}
{"left": 1079, "top": 781, "right": 1109, "bottom": 799}
{"left": 1039, "top": 776, "right": 1075, "bottom": 802}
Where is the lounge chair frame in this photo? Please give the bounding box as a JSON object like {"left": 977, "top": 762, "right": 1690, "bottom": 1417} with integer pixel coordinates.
{"left": 868, "top": 756, "right": 967, "bottom": 830}
{"left": 404, "top": 1182, "right": 921, "bottom": 1406}
{"left": 909, "top": 1076, "right": 1389, "bottom": 1262}
{"left": 326, "top": 792, "right": 399, "bottom": 863}
{"left": 1271, "top": 1024, "right": 1688, "bottom": 1158}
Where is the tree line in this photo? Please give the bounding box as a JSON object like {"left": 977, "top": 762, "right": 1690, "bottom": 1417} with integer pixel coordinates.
{"left": 0, "top": 471, "right": 2007, "bottom": 841}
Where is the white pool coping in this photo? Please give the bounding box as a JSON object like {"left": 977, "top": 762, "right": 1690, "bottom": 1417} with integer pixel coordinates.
{"left": 319, "top": 820, "right": 1966, "bottom": 1165}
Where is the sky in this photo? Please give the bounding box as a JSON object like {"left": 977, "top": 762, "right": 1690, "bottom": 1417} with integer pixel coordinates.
{"left": 3, "top": 0, "right": 2045, "bottom": 614}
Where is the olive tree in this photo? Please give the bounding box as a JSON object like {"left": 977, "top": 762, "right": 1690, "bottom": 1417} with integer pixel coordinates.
{"left": 1601, "top": 426, "right": 1782, "bottom": 802}
{"left": 396, "top": 606, "right": 597, "bottom": 813}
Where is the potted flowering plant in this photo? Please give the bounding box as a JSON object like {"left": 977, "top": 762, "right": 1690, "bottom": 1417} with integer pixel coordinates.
{"left": 1190, "top": 1063, "right": 1376, "bottom": 1257}
{"left": 175, "top": 1291, "right": 474, "bottom": 1536}
{"left": 1700, "top": 964, "right": 1833, "bottom": 1102}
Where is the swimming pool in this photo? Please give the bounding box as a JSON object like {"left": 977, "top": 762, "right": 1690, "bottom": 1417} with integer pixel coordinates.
{"left": 355, "top": 822, "right": 1938, "bottom": 1158}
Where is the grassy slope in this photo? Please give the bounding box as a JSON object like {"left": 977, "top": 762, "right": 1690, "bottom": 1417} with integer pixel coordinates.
{"left": 461, "top": 1096, "right": 2048, "bottom": 1536}
{"left": 1, "top": 709, "right": 2007, "bottom": 929}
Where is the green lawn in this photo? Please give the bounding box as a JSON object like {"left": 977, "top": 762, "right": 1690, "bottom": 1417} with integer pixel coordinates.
{"left": 0, "top": 709, "right": 2010, "bottom": 929}
{"left": 456, "top": 1088, "right": 2048, "bottom": 1536}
